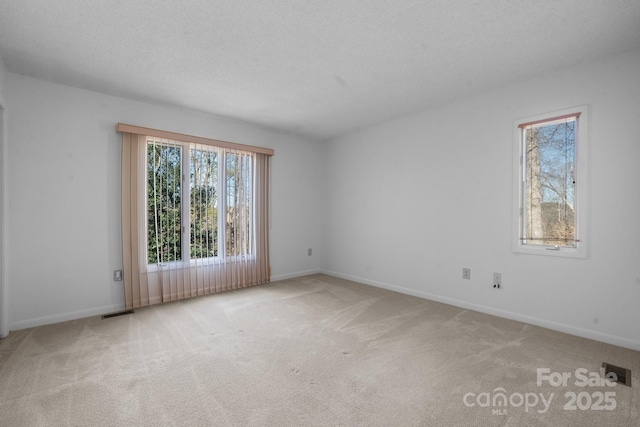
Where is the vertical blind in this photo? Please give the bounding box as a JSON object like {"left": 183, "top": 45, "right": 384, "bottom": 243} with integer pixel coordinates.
{"left": 119, "top": 124, "right": 272, "bottom": 309}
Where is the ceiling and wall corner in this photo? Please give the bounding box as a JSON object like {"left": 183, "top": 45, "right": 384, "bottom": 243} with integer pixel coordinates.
{"left": 1, "top": 1, "right": 640, "bottom": 141}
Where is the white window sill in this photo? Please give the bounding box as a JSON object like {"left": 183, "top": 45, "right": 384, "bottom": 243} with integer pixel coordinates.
{"left": 513, "top": 244, "right": 587, "bottom": 259}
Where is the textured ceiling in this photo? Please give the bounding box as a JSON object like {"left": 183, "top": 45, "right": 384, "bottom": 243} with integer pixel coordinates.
{"left": 1, "top": 1, "right": 640, "bottom": 140}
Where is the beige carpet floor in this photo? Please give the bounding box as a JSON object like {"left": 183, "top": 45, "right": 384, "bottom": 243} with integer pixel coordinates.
{"left": 0, "top": 274, "right": 638, "bottom": 426}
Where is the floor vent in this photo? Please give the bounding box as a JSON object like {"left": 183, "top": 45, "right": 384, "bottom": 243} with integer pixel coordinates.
{"left": 102, "top": 310, "right": 135, "bottom": 319}
{"left": 602, "top": 362, "right": 632, "bottom": 387}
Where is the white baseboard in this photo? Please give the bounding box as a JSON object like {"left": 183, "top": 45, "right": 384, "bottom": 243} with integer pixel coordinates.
{"left": 10, "top": 303, "right": 125, "bottom": 331}
{"left": 8, "top": 270, "right": 323, "bottom": 332}
{"left": 271, "top": 269, "right": 322, "bottom": 282}
{"left": 321, "top": 269, "right": 640, "bottom": 352}
{"left": 10, "top": 269, "right": 639, "bottom": 352}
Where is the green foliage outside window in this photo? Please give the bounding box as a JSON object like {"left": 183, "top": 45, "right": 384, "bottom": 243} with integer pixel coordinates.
{"left": 147, "top": 141, "right": 254, "bottom": 265}
{"left": 147, "top": 144, "right": 182, "bottom": 264}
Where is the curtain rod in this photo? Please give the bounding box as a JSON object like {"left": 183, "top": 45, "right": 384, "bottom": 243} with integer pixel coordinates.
{"left": 116, "top": 123, "right": 274, "bottom": 156}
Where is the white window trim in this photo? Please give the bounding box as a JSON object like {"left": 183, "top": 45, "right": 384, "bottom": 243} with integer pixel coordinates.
{"left": 512, "top": 105, "right": 589, "bottom": 259}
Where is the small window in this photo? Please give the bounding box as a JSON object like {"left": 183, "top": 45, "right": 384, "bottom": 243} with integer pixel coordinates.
{"left": 513, "top": 106, "right": 588, "bottom": 258}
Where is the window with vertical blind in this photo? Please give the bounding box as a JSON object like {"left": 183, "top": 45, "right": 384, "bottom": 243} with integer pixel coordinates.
{"left": 513, "top": 106, "right": 588, "bottom": 258}
{"left": 146, "top": 138, "right": 254, "bottom": 267}
{"left": 118, "top": 124, "right": 273, "bottom": 309}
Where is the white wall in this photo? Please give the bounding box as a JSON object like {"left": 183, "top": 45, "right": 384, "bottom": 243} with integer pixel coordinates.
{"left": 0, "top": 53, "right": 7, "bottom": 100}
{"left": 6, "top": 74, "right": 323, "bottom": 330}
{"left": 323, "top": 49, "right": 640, "bottom": 350}
{"left": 0, "top": 53, "right": 7, "bottom": 337}
{"left": 5, "top": 49, "right": 640, "bottom": 351}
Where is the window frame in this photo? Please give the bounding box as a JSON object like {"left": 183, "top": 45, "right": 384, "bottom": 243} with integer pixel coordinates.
{"left": 144, "top": 137, "right": 257, "bottom": 271}
{"left": 512, "top": 105, "right": 588, "bottom": 259}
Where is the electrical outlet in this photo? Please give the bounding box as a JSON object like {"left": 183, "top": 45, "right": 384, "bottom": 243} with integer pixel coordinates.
{"left": 462, "top": 268, "right": 471, "bottom": 280}
{"left": 114, "top": 270, "right": 123, "bottom": 281}
{"left": 493, "top": 272, "right": 502, "bottom": 288}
